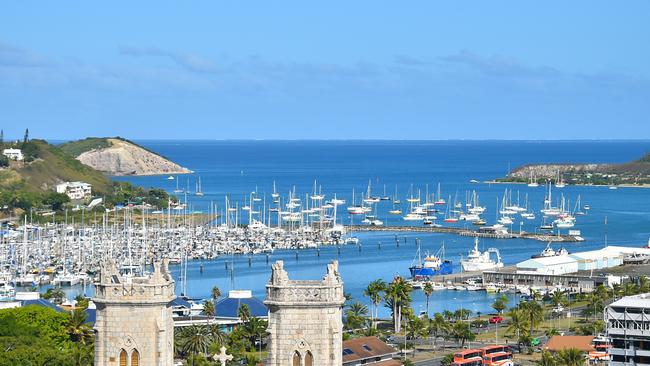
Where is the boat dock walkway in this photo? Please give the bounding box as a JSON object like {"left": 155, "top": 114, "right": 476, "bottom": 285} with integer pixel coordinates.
{"left": 345, "top": 225, "right": 582, "bottom": 242}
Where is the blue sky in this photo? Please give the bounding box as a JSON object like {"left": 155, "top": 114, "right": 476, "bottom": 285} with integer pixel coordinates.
{"left": 1, "top": 1, "right": 649, "bottom": 140}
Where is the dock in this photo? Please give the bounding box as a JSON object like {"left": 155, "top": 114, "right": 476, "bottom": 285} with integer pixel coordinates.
{"left": 345, "top": 225, "right": 583, "bottom": 242}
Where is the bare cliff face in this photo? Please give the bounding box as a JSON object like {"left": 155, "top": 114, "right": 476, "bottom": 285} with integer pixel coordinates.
{"left": 77, "top": 139, "right": 191, "bottom": 176}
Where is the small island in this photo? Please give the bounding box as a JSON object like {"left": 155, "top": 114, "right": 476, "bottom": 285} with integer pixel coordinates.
{"left": 496, "top": 152, "right": 650, "bottom": 186}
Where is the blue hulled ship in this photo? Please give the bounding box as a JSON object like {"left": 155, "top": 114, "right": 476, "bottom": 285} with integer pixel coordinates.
{"left": 409, "top": 243, "right": 453, "bottom": 278}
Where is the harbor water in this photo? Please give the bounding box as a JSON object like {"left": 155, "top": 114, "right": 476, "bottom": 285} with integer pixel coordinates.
{"left": 98, "top": 140, "right": 650, "bottom": 316}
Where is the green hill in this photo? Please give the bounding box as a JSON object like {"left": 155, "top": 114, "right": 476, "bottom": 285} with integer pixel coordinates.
{"left": 58, "top": 137, "right": 112, "bottom": 157}
{"left": 16, "top": 140, "right": 112, "bottom": 193}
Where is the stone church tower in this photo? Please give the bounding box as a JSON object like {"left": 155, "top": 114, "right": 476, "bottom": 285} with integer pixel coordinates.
{"left": 93, "top": 259, "right": 176, "bottom": 366}
{"left": 265, "top": 260, "right": 345, "bottom": 366}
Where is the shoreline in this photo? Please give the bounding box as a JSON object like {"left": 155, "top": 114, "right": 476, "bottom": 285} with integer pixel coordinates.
{"left": 484, "top": 180, "right": 650, "bottom": 189}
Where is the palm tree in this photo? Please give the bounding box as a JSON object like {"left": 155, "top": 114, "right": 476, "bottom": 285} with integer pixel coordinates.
{"left": 506, "top": 308, "right": 529, "bottom": 350}
{"left": 423, "top": 282, "right": 434, "bottom": 316}
{"left": 557, "top": 348, "right": 585, "bottom": 366}
{"left": 550, "top": 291, "right": 567, "bottom": 308}
{"left": 450, "top": 321, "right": 475, "bottom": 348}
{"left": 491, "top": 294, "right": 509, "bottom": 314}
{"left": 535, "top": 350, "right": 557, "bottom": 366}
{"left": 405, "top": 315, "right": 427, "bottom": 357}
{"left": 243, "top": 317, "right": 269, "bottom": 352}
{"left": 67, "top": 308, "right": 93, "bottom": 345}
{"left": 203, "top": 301, "right": 215, "bottom": 317}
{"left": 384, "top": 276, "right": 413, "bottom": 333}
{"left": 177, "top": 325, "right": 213, "bottom": 358}
{"left": 238, "top": 303, "right": 251, "bottom": 323}
{"left": 428, "top": 313, "right": 450, "bottom": 349}
{"left": 208, "top": 324, "right": 227, "bottom": 346}
{"left": 519, "top": 300, "right": 544, "bottom": 336}
{"left": 442, "top": 310, "right": 454, "bottom": 321}
{"left": 363, "top": 279, "right": 385, "bottom": 329}
{"left": 211, "top": 286, "right": 221, "bottom": 316}
{"left": 346, "top": 301, "right": 369, "bottom": 331}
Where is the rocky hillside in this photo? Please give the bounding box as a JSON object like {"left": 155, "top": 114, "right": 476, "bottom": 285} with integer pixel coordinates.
{"left": 500, "top": 152, "right": 650, "bottom": 185}
{"left": 60, "top": 137, "right": 191, "bottom": 176}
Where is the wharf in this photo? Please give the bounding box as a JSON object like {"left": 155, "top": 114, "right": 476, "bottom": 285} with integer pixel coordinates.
{"left": 345, "top": 225, "right": 582, "bottom": 242}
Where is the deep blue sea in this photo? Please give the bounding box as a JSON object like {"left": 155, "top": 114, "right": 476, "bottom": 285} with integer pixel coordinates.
{"left": 107, "top": 140, "right": 650, "bottom": 317}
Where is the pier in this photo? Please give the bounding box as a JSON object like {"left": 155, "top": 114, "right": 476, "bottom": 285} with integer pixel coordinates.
{"left": 345, "top": 225, "right": 583, "bottom": 242}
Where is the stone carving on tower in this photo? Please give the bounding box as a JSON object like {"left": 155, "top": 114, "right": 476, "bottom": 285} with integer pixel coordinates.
{"left": 93, "top": 259, "right": 176, "bottom": 366}
{"left": 265, "top": 260, "right": 345, "bottom": 366}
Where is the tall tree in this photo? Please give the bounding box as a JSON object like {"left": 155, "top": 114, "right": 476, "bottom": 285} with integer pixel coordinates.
{"left": 519, "top": 301, "right": 544, "bottom": 336}
{"left": 491, "top": 294, "right": 509, "bottom": 314}
{"left": 23, "top": 128, "right": 29, "bottom": 144}
{"left": 211, "top": 285, "right": 221, "bottom": 317}
{"left": 363, "top": 279, "right": 385, "bottom": 329}
{"left": 423, "top": 282, "right": 434, "bottom": 316}
{"left": 428, "top": 313, "right": 450, "bottom": 349}
{"left": 384, "top": 276, "right": 413, "bottom": 333}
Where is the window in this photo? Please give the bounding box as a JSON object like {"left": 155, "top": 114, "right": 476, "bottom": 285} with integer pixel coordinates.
{"left": 292, "top": 351, "right": 301, "bottom": 366}
{"left": 119, "top": 349, "right": 127, "bottom": 366}
{"left": 305, "top": 351, "right": 313, "bottom": 366}
{"left": 362, "top": 344, "right": 372, "bottom": 352}
{"left": 131, "top": 349, "right": 139, "bottom": 366}
{"left": 343, "top": 348, "right": 354, "bottom": 356}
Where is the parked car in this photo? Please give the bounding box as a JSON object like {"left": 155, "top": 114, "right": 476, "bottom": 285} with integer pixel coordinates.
{"left": 489, "top": 316, "right": 504, "bottom": 324}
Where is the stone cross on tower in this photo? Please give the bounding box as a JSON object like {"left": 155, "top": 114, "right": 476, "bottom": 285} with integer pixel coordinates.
{"left": 214, "top": 346, "right": 233, "bottom": 366}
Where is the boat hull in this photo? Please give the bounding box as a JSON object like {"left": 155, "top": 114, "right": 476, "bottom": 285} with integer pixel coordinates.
{"left": 409, "top": 261, "right": 453, "bottom": 278}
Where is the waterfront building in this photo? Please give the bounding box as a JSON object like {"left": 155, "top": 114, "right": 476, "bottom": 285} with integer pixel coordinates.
{"left": 93, "top": 259, "right": 175, "bottom": 366}
{"left": 216, "top": 289, "right": 267, "bottom": 320}
{"left": 265, "top": 260, "right": 345, "bottom": 366}
{"left": 606, "top": 293, "right": 650, "bottom": 365}
{"left": 56, "top": 181, "right": 92, "bottom": 200}
{"left": 516, "top": 246, "right": 650, "bottom": 276}
{"left": 2, "top": 148, "right": 23, "bottom": 161}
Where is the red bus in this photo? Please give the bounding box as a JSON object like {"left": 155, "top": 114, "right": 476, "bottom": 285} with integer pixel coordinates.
{"left": 481, "top": 345, "right": 513, "bottom": 357}
{"left": 482, "top": 351, "right": 513, "bottom": 366}
{"left": 454, "top": 349, "right": 483, "bottom": 363}
{"left": 451, "top": 359, "right": 483, "bottom": 366}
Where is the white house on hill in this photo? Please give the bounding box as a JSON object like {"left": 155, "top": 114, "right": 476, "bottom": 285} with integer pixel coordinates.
{"left": 56, "top": 181, "right": 92, "bottom": 200}
{"left": 2, "top": 148, "right": 24, "bottom": 161}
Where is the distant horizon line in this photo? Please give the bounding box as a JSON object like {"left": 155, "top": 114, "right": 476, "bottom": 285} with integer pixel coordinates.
{"left": 31, "top": 137, "right": 650, "bottom": 143}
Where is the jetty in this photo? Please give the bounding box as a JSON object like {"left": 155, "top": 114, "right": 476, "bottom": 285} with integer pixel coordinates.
{"left": 345, "top": 225, "right": 583, "bottom": 242}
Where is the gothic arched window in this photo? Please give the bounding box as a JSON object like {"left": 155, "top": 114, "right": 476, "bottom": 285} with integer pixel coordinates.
{"left": 130, "top": 349, "right": 139, "bottom": 366}
{"left": 292, "top": 351, "right": 301, "bottom": 366}
{"left": 119, "top": 349, "right": 127, "bottom": 366}
{"left": 305, "top": 351, "right": 313, "bottom": 366}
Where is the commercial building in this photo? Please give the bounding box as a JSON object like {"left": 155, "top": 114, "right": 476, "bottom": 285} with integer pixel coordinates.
{"left": 516, "top": 246, "right": 650, "bottom": 276}
{"left": 2, "top": 148, "right": 23, "bottom": 161}
{"left": 56, "top": 181, "right": 92, "bottom": 200}
{"left": 606, "top": 293, "right": 650, "bottom": 366}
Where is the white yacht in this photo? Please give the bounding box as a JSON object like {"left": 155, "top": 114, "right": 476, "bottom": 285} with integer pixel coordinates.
{"left": 460, "top": 237, "right": 504, "bottom": 272}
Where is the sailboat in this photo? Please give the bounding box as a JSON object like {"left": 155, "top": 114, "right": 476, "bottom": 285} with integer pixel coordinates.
{"left": 195, "top": 176, "right": 204, "bottom": 196}
{"left": 555, "top": 170, "right": 566, "bottom": 188}
{"left": 434, "top": 183, "right": 446, "bottom": 205}
{"left": 173, "top": 176, "right": 183, "bottom": 193}
{"left": 527, "top": 171, "right": 539, "bottom": 187}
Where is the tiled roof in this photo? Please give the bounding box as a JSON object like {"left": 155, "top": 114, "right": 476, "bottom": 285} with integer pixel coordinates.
{"left": 545, "top": 336, "right": 595, "bottom": 352}
{"left": 216, "top": 296, "right": 267, "bottom": 318}
{"left": 342, "top": 336, "right": 398, "bottom": 363}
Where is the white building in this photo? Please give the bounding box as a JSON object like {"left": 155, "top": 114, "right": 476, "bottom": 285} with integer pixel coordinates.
{"left": 606, "top": 293, "right": 650, "bottom": 365}
{"left": 56, "top": 181, "right": 92, "bottom": 200}
{"left": 516, "top": 246, "right": 650, "bottom": 276}
{"left": 2, "top": 148, "right": 23, "bottom": 161}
